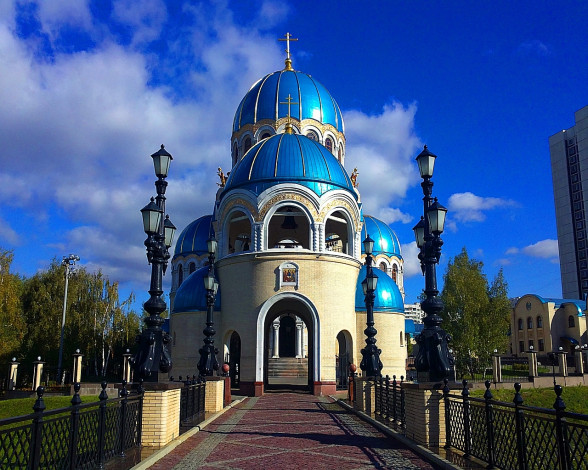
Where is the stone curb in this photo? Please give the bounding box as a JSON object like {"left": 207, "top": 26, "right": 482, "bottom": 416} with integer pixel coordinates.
{"left": 131, "top": 396, "right": 248, "bottom": 470}
{"left": 332, "top": 397, "right": 463, "bottom": 470}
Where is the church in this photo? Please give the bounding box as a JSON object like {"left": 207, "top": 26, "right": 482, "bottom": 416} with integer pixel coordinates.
{"left": 169, "top": 37, "right": 407, "bottom": 396}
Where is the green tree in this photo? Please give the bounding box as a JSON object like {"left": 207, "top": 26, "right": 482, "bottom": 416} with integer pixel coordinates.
{"left": 0, "top": 249, "right": 25, "bottom": 361}
{"left": 440, "top": 248, "right": 510, "bottom": 376}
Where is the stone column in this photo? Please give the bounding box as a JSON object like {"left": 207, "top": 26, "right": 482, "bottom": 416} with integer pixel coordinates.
{"left": 557, "top": 351, "right": 568, "bottom": 377}
{"left": 295, "top": 323, "right": 303, "bottom": 358}
{"left": 492, "top": 352, "right": 502, "bottom": 383}
{"left": 574, "top": 348, "right": 584, "bottom": 375}
{"left": 272, "top": 322, "right": 280, "bottom": 358}
{"left": 8, "top": 358, "right": 19, "bottom": 391}
{"left": 123, "top": 349, "right": 133, "bottom": 383}
{"left": 32, "top": 357, "right": 44, "bottom": 391}
{"left": 72, "top": 350, "right": 83, "bottom": 383}
{"left": 253, "top": 223, "right": 263, "bottom": 251}
{"left": 527, "top": 350, "right": 538, "bottom": 378}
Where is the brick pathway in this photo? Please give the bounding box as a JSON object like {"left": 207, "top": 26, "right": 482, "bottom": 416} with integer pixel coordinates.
{"left": 146, "top": 392, "right": 443, "bottom": 469}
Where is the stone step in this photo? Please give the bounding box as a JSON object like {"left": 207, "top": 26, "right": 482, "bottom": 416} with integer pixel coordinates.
{"left": 268, "top": 358, "right": 308, "bottom": 377}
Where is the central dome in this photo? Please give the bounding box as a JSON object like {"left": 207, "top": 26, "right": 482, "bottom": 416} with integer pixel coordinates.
{"left": 222, "top": 133, "right": 356, "bottom": 199}
{"left": 233, "top": 70, "right": 344, "bottom": 134}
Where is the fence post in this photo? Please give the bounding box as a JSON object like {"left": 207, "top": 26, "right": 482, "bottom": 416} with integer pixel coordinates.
{"left": 29, "top": 386, "right": 46, "bottom": 469}
{"left": 384, "top": 375, "right": 390, "bottom": 422}
{"left": 374, "top": 376, "right": 380, "bottom": 415}
{"left": 492, "top": 352, "right": 501, "bottom": 383}
{"left": 461, "top": 380, "right": 471, "bottom": 458}
{"left": 513, "top": 383, "right": 527, "bottom": 470}
{"left": 443, "top": 379, "right": 451, "bottom": 449}
{"left": 400, "top": 376, "right": 405, "bottom": 427}
{"left": 391, "top": 375, "right": 397, "bottom": 423}
{"left": 8, "top": 358, "right": 19, "bottom": 391}
{"left": 68, "top": 383, "right": 82, "bottom": 470}
{"left": 119, "top": 380, "right": 128, "bottom": 457}
{"left": 553, "top": 385, "right": 570, "bottom": 470}
{"left": 96, "top": 381, "right": 108, "bottom": 469}
{"left": 484, "top": 380, "right": 496, "bottom": 468}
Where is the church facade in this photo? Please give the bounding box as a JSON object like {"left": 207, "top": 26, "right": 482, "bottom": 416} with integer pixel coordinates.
{"left": 169, "top": 44, "right": 407, "bottom": 396}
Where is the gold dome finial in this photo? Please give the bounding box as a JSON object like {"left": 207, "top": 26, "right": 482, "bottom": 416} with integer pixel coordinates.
{"left": 280, "top": 94, "right": 299, "bottom": 134}
{"left": 279, "top": 32, "right": 298, "bottom": 71}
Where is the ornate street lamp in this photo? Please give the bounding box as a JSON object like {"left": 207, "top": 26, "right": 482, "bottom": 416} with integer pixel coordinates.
{"left": 132, "top": 145, "right": 177, "bottom": 382}
{"left": 57, "top": 254, "right": 80, "bottom": 384}
{"left": 413, "top": 145, "right": 454, "bottom": 382}
{"left": 197, "top": 237, "right": 220, "bottom": 381}
{"left": 359, "top": 234, "right": 383, "bottom": 377}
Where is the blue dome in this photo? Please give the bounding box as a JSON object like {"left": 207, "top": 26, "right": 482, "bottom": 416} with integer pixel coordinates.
{"left": 233, "top": 70, "right": 344, "bottom": 133}
{"left": 174, "top": 215, "right": 214, "bottom": 257}
{"left": 355, "top": 266, "right": 404, "bottom": 313}
{"left": 222, "top": 133, "right": 357, "bottom": 199}
{"left": 361, "top": 216, "right": 402, "bottom": 258}
{"left": 172, "top": 266, "right": 221, "bottom": 313}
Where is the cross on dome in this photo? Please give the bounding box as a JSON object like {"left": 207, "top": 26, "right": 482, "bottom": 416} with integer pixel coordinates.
{"left": 279, "top": 32, "right": 298, "bottom": 71}
{"left": 279, "top": 93, "right": 299, "bottom": 134}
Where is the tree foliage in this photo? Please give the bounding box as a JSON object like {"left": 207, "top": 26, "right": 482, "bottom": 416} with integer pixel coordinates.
{"left": 0, "top": 249, "right": 26, "bottom": 361}
{"left": 441, "top": 248, "right": 510, "bottom": 375}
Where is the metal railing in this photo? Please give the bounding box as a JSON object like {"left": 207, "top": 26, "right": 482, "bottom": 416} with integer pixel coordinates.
{"left": 443, "top": 379, "right": 588, "bottom": 470}
{"left": 179, "top": 378, "right": 206, "bottom": 426}
{"left": 373, "top": 375, "right": 406, "bottom": 429}
{"left": 501, "top": 356, "right": 530, "bottom": 383}
{"left": 0, "top": 381, "right": 142, "bottom": 469}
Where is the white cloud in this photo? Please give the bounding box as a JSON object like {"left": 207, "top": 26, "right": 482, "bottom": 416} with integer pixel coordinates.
{"left": 112, "top": 0, "right": 168, "bottom": 46}
{"left": 505, "top": 247, "right": 519, "bottom": 255}
{"left": 494, "top": 258, "right": 512, "bottom": 266}
{"left": 448, "top": 192, "right": 517, "bottom": 222}
{"left": 522, "top": 239, "right": 559, "bottom": 259}
{"left": 375, "top": 207, "right": 413, "bottom": 225}
{"left": 344, "top": 102, "right": 422, "bottom": 217}
{"left": 0, "top": 217, "right": 19, "bottom": 245}
{"left": 401, "top": 241, "right": 422, "bottom": 278}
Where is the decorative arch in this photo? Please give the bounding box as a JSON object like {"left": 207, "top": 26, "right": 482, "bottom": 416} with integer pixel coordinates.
{"left": 256, "top": 292, "right": 320, "bottom": 383}
{"left": 221, "top": 207, "right": 255, "bottom": 255}
{"left": 323, "top": 207, "right": 356, "bottom": 256}
{"left": 336, "top": 330, "right": 353, "bottom": 389}
{"left": 262, "top": 201, "right": 314, "bottom": 250}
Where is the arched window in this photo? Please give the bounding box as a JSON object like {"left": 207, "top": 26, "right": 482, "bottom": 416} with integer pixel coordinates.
{"left": 261, "top": 132, "right": 271, "bottom": 140}
{"left": 189, "top": 262, "right": 196, "bottom": 274}
{"left": 379, "top": 262, "right": 387, "bottom": 272}
{"left": 338, "top": 147, "right": 342, "bottom": 162}
{"left": 392, "top": 265, "right": 398, "bottom": 282}
{"left": 568, "top": 315, "right": 575, "bottom": 328}
{"left": 536, "top": 316, "right": 543, "bottom": 328}
{"left": 518, "top": 318, "right": 523, "bottom": 330}
{"left": 400, "top": 331, "right": 404, "bottom": 346}
{"left": 306, "top": 130, "right": 319, "bottom": 141}
{"left": 325, "top": 137, "right": 333, "bottom": 153}
{"left": 232, "top": 142, "right": 238, "bottom": 165}
{"left": 527, "top": 317, "right": 533, "bottom": 329}
{"left": 243, "top": 137, "right": 252, "bottom": 154}
{"left": 178, "top": 264, "right": 183, "bottom": 286}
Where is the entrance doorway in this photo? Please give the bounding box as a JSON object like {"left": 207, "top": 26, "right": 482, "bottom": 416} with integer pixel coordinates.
{"left": 229, "top": 331, "right": 241, "bottom": 388}
{"left": 279, "top": 316, "right": 296, "bottom": 357}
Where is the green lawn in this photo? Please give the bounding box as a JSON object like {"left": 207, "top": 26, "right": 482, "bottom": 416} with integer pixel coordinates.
{"left": 0, "top": 396, "right": 99, "bottom": 421}
{"left": 470, "top": 385, "right": 588, "bottom": 414}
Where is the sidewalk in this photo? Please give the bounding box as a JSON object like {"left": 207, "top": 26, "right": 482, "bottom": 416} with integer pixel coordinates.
{"left": 141, "top": 392, "right": 449, "bottom": 469}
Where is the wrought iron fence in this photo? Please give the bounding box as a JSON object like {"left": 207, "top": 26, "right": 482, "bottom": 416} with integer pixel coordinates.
{"left": 443, "top": 379, "right": 588, "bottom": 470}
{"left": 179, "top": 379, "right": 206, "bottom": 427}
{"left": 373, "top": 375, "right": 405, "bottom": 429}
{"left": 500, "top": 356, "right": 530, "bottom": 383}
{"left": 0, "top": 380, "right": 143, "bottom": 469}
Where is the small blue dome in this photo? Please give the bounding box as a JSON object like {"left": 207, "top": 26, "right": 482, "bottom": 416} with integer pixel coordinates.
{"left": 361, "top": 216, "right": 402, "bottom": 258}
{"left": 233, "top": 70, "right": 344, "bottom": 133}
{"left": 355, "top": 266, "right": 404, "bottom": 313}
{"left": 174, "top": 215, "right": 214, "bottom": 258}
{"left": 222, "top": 133, "right": 356, "bottom": 199}
{"left": 172, "top": 266, "right": 221, "bottom": 313}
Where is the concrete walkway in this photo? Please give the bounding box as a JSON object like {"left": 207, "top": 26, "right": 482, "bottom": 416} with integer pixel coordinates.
{"left": 143, "top": 392, "right": 448, "bottom": 469}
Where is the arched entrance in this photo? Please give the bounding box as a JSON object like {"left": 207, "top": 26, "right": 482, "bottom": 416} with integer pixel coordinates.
{"left": 229, "top": 331, "right": 241, "bottom": 388}
{"left": 336, "top": 331, "right": 353, "bottom": 389}
{"left": 256, "top": 293, "right": 319, "bottom": 395}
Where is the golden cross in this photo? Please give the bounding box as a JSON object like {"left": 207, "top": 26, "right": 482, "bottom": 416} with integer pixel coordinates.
{"left": 278, "top": 32, "right": 298, "bottom": 60}
{"left": 279, "top": 94, "right": 299, "bottom": 133}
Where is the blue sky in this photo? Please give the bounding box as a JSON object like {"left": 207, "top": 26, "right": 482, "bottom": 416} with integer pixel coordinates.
{"left": 1, "top": 0, "right": 587, "bottom": 309}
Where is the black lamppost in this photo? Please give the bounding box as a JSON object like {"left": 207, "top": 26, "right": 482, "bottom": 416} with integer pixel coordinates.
{"left": 57, "top": 254, "right": 80, "bottom": 384}
{"left": 359, "top": 235, "right": 383, "bottom": 377}
{"left": 132, "top": 145, "right": 177, "bottom": 382}
{"left": 197, "top": 238, "right": 220, "bottom": 381}
{"left": 412, "top": 145, "right": 454, "bottom": 382}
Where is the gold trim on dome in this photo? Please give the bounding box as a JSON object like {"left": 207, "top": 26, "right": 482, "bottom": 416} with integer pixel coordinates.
{"left": 218, "top": 198, "right": 259, "bottom": 227}
{"left": 258, "top": 193, "right": 318, "bottom": 221}
{"left": 232, "top": 119, "right": 345, "bottom": 144}
{"left": 318, "top": 198, "right": 361, "bottom": 231}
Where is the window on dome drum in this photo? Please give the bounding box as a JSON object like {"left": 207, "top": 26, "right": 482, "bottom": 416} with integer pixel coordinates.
{"left": 399, "top": 332, "right": 403, "bottom": 346}
{"left": 260, "top": 132, "right": 271, "bottom": 140}
{"left": 392, "top": 265, "right": 398, "bottom": 282}
{"left": 243, "top": 137, "right": 252, "bottom": 154}
{"left": 227, "top": 211, "right": 252, "bottom": 254}
{"left": 379, "top": 262, "right": 387, "bottom": 273}
{"left": 178, "top": 265, "right": 183, "bottom": 286}
{"left": 232, "top": 142, "right": 238, "bottom": 165}
{"left": 325, "top": 210, "right": 351, "bottom": 255}
{"left": 537, "top": 316, "right": 543, "bottom": 328}
{"left": 189, "top": 262, "right": 196, "bottom": 274}
{"left": 306, "top": 130, "right": 319, "bottom": 141}
{"left": 527, "top": 317, "right": 533, "bottom": 329}
{"left": 568, "top": 315, "right": 575, "bottom": 328}
{"left": 267, "top": 205, "right": 310, "bottom": 250}
{"left": 518, "top": 318, "right": 523, "bottom": 330}
{"left": 325, "top": 137, "right": 333, "bottom": 153}
{"left": 338, "top": 147, "right": 342, "bottom": 162}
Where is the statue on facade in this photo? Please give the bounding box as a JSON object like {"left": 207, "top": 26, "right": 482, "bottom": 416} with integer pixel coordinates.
{"left": 351, "top": 167, "right": 359, "bottom": 188}
{"left": 217, "top": 167, "right": 228, "bottom": 187}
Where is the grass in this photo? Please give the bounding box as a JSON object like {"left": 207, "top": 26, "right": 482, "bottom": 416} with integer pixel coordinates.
{"left": 470, "top": 385, "right": 588, "bottom": 414}
{"left": 0, "top": 396, "right": 99, "bottom": 421}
